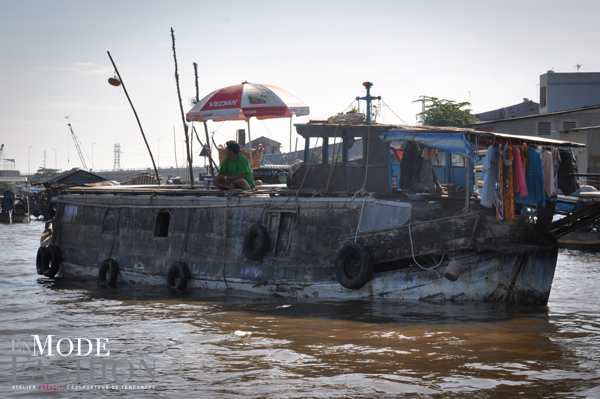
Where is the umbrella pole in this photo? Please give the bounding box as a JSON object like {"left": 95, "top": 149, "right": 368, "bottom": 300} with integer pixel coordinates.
{"left": 247, "top": 119, "right": 253, "bottom": 171}
{"left": 289, "top": 116, "right": 292, "bottom": 166}
{"left": 203, "top": 122, "right": 214, "bottom": 177}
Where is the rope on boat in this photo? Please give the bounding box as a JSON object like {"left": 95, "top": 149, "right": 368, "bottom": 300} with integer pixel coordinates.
{"left": 261, "top": 124, "right": 326, "bottom": 228}
{"left": 108, "top": 208, "right": 121, "bottom": 258}
{"left": 408, "top": 220, "right": 442, "bottom": 277}
{"left": 221, "top": 196, "right": 230, "bottom": 289}
{"left": 325, "top": 124, "right": 342, "bottom": 193}
{"left": 352, "top": 124, "right": 375, "bottom": 243}
{"left": 180, "top": 208, "right": 193, "bottom": 259}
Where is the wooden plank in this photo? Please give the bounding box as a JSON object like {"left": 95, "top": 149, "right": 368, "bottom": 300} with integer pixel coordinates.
{"left": 474, "top": 243, "right": 553, "bottom": 254}
{"left": 551, "top": 201, "right": 600, "bottom": 238}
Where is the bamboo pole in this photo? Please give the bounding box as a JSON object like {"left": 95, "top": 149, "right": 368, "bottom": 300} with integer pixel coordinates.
{"left": 193, "top": 62, "right": 215, "bottom": 177}
{"left": 171, "top": 28, "right": 194, "bottom": 187}
{"left": 106, "top": 51, "right": 160, "bottom": 185}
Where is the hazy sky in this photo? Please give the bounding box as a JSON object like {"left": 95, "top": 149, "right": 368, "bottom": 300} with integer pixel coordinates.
{"left": 1, "top": 0, "right": 598, "bottom": 173}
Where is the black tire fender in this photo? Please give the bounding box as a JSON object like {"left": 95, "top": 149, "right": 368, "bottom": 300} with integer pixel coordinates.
{"left": 335, "top": 243, "right": 373, "bottom": 289}
{"left": 243, "top": 224, "right": 270, "bottom": 260}
{"left": 41, "top": 245, "right": 62, "bottom": 278}
{"left": 36, "top": 247, "right": 45, "bottom": 275}
{"left": 166, "top": 262, "right": 191, "bottom": 290}
{"left": 98, "top": 258, "right": 119, "bottom": 287}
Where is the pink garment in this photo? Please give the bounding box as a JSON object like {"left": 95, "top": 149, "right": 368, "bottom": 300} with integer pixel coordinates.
{"left": 510, "top": 145, "right": 528, "bottom": 197}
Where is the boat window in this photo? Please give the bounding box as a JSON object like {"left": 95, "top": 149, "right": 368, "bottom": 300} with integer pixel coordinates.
{"left": 451, "top": 153, "right": 465, "bottom": 167}
{"left": 390, "top": 141, "right": 404, "bottom": 164}
{"left": 329, "top": 137, "right": 343, "bottom": 164}
{"left": 102, "top": 209, "right": 119, "bottom": 235}
{"left": 307, "top": 138, "right": 324, "bottom": 164}
{"left": 346, "top": 137, "right": 363, "bottom": 165}
{"left": 434, "top": 151, "right": 447, "bottom": 166}
{"left": 154, "top": 210, "right": 170, "bottom": 237}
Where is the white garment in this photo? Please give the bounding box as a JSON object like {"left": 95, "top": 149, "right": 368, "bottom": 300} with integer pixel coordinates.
{"left": 481, "top": 145, "right": 499, "bottom": 208}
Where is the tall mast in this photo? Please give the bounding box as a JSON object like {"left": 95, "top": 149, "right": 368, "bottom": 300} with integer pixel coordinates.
{"left": 356, "top": 81, "right": 381, "bottom": 123}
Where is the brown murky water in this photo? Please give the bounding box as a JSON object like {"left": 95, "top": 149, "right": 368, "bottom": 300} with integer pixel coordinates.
{"left": 1, "top": 222, "right": 599, "bottom": 398}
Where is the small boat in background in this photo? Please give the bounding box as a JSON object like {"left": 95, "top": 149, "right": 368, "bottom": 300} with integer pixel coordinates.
{"left": 558, "top": 220, "right": 600, "bottom": 251}
{"left": 0, "top": 176, "right": 30, "bottom": 223}
{"left": 556, "top": 186, "right": 600, "bottom": 251}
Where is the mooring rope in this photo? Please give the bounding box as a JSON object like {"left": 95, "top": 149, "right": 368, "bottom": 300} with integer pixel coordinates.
{"left": 408, "top": 219, "right": 442, "bottom": 277}
{"left": 221, "top": 196, "right": 230, "bottom": 289}
{"left": 352, "top": 124, "right": 374, "bottom": 242}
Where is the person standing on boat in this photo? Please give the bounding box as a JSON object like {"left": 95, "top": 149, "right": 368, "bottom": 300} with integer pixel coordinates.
{"left": 215, "top": 140, "right": 255, "bottom": 190}
{"left": 2, "top": 190, "right": 15, "bottom": 223}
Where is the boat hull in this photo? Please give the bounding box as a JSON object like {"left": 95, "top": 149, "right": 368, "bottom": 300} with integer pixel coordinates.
{"left": 54, "top": 241, "right": 558, "bottom": 306}
{"left": 43, "top": 192, "right": 558, "bottom": 305}
{"left": 0, "top": 212, "right": 29, "bottom": 223}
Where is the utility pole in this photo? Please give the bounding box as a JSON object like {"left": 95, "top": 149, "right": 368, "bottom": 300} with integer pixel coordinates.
{"left": 28, "top": 146, "right": 33, "bottom": 175}
{"left": 157, "top": 139, "right": 161, "bottom": 168}
{"left": 113, "top": 143, "right": 121, "bottom": 171}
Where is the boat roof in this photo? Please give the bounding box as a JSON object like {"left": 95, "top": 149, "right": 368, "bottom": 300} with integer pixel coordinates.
{"left": 366, "top": 124, "right": 584, "bottom": 147}
{"left": 33, "top": 168, "right": 108, "bottom": 186}
{"left": 297, "top": 121, "right": 585, "bottom": 149}
{"left": 382, "top": 125, "right": 586, "bottom": 152}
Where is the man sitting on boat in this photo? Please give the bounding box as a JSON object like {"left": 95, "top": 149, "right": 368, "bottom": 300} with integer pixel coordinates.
{"left": 214, "top": 140, "right": 255, "bottom": 190}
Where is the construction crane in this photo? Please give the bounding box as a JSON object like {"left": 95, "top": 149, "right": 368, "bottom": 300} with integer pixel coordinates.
{"left": 67, "top": 123, "right": 88, "bottom": 170}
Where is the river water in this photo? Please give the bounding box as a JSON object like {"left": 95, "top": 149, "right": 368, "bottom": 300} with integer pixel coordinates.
{"left": 0, "top": 221, "right": 599, "bottom": 398}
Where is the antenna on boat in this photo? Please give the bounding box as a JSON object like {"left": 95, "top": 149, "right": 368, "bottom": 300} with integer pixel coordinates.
{"left": 356, "top": 82, "right": 381, "bottom": 123}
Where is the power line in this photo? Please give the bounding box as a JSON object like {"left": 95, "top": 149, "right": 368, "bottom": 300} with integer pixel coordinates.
{"left": 381, "top": 100, "right": 409, "bottom": 125}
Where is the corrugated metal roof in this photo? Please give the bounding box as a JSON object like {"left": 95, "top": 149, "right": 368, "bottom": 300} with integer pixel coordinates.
{"left": 467, "top": 103, "right": 600, "bottom": 125}
{"left": 559, "top": 125, "right": 600, "bottom": 132}
{"left": 0, "top": 176, "right": 27, "bottom": 182}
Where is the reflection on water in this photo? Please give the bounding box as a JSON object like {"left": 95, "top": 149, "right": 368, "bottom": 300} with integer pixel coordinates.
{"left": 0, "top": 222, "right": 599, "bottom": 397}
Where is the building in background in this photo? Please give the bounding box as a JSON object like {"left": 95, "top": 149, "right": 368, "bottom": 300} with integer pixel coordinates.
{"left": 247, "top": 136, "right": 282, "bottom": 155}
{"left": 466, "top": 70, "right": 600, "bottom": 184}
{"left": 540, "top": 71, "right": 600, "bottom": 113}
{"left": 475, "top": 99, "right": 539, "bottom": 122}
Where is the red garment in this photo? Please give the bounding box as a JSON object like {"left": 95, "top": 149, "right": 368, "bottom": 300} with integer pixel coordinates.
{"left": 510, "top": 145, "right": 528, "bottom": 197}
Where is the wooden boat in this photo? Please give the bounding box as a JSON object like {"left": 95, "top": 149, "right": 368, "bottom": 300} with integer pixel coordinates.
{"left": 36, "top": 87, "right": 597, "bottom": 305}
{"left": 0, "top": 176, "right": 30, "bottom": 223}
{"left": 555, "top": 186, "right": 600, "bottom": 251}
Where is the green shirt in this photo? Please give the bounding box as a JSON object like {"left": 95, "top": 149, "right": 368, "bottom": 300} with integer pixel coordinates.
{"left": 220, "top": 155, "right": 255, "bottom": 187}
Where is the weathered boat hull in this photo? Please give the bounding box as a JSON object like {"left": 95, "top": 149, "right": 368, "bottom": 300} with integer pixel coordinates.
{"left": 42, "top": 192, "right": 558, "bottom": 305}
{"left": 55, "top": 244, "right": 557, "bottom": 305}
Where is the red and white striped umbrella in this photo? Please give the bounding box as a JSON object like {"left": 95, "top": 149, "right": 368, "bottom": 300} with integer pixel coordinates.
{"left": 186, "top": 81, "right": 309, "bottom": 122}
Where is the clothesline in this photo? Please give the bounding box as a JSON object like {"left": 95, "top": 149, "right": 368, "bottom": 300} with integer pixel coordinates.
{"left": 481, "top": 143, "right": 579, "bottom": 221}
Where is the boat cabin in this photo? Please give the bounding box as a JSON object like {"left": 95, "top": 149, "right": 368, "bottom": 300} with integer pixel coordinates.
{"left": 292, "top": 121, "right": 586, "bottom": 202}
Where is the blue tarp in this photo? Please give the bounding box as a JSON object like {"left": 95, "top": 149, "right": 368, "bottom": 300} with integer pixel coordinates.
{"left": 379, "top": 131, "right": 480, "bottom": 159}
